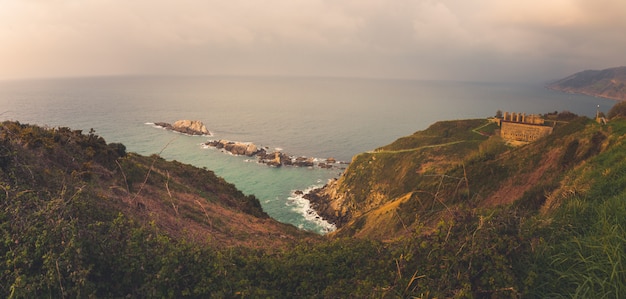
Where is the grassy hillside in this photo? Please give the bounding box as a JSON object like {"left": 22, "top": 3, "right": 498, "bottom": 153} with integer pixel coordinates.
{"left": 3, "top": 112, "right": 626, "bottom": 297}
{"left": 308, "top": 112, "right": 597, "bottom": 241}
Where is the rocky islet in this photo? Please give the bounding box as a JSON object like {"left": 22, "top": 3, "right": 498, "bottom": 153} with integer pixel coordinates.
{"left": 154, "top": 120, "right": 211, "bottom": 136}
{"left": 204, "top": 139, "right": 344, "bottom": 169}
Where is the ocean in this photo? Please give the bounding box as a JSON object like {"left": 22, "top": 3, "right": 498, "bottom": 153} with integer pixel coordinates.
{"left": 0, "top": 76, "right": 616, "bottom": 233}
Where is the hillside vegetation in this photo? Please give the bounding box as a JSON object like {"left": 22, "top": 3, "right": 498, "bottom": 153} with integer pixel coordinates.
{"left": 3, "top": 104, "right": 626, "bottom": 297}
{"left": 0, "top": 121, "right": 319, "bottom": 297}
{"left": 548, "top": 66, "right": 626, "bottom": 100}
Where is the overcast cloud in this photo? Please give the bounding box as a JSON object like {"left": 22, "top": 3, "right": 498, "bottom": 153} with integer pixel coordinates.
{"left": 1, "top": 0, "right": 624, "bottom": 81}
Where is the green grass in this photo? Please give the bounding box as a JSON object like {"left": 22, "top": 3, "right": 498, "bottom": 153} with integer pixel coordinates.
{"left": 528, "top": 194, "right": 626, "bottom": 298}
{"left": 377, "top": 119, "right": 489, "bottom": 152}
{"left": 523, "top": 119, "right": 626, "bottom": 297}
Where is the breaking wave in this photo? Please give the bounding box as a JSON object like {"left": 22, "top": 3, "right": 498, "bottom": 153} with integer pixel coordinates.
{"left": 287, "top": 184, "right": 337, "bottom": 234}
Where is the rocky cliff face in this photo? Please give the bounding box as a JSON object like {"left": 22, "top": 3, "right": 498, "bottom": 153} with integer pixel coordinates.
{"left": 547, "top": 66, "right": 626, "bottom": 101}
{"left": 305, "top": 178, "right": 353, "bottom": 227}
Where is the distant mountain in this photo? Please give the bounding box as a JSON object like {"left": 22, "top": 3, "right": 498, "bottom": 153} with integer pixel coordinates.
{"left": 548, "top": 66, "right": 626, "bottom": 100}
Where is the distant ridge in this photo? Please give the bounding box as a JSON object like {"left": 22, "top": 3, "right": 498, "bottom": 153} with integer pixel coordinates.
{"left": 547, "top": 66, "right": 626, "bottom": 101}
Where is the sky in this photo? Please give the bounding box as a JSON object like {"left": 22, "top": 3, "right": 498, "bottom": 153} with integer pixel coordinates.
{"left": 1, "top": 0, "right": 625, "bottom": 82}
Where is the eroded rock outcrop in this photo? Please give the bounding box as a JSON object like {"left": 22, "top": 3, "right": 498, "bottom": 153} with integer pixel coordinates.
{"left": 155, "top": 120, "right": 211, "bottom": 136}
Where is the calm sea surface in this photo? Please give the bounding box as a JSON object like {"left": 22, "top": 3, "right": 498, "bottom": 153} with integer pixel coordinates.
{"left": 0, "top": 76, "right": 616, "bottom": 233}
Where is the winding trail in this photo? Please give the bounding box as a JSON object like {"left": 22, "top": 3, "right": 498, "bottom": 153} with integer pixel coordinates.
{"left": 368, "top": 140, "right": 468, "bottom": 154}
{"left": 471, "top": 120, "right": 494, "bottom": 136}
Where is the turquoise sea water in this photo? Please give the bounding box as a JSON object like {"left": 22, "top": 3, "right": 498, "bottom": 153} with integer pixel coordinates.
{"left": 0, "top": 76, "right": 616, "bottom": 233}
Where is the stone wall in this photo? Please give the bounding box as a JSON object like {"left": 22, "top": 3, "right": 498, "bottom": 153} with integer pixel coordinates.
{"left": 500, "top": 121, "right": 553, "bottom": 142}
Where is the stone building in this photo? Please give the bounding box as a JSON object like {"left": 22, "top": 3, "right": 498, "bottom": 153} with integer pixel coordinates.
{"left": 498, "top": 112, "right": 553, "bottom": 142}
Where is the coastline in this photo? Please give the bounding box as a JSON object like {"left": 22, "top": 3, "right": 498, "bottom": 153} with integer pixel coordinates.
{"left": 546, "top": 85, "right": 626, "bottom": 102}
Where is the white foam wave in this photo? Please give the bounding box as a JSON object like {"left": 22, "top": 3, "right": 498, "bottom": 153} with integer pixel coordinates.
{"left": 287, "top": 185, "right": 337, "bottom": 234}
{"left": 146, "top": 122, "right": 166, "bottom": 130}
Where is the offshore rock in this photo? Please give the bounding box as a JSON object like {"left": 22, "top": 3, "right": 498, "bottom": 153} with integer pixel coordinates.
{"left": 293, "top": 156, "right": 315, "bottom": 167}
{"left": 155, "top": 120, "right": 211, "bottom": 136}
{"left": 258, "top": 151, "right": 291, "bottom": 167}
{"left": 205, "top": 140, "right": 259, "bottom": 157}
{"left": 172, "top": 120, "right": 211, "bottom": 135}
{"left": 265, "top": 152, "right": 283, "bottom": 167}
{"left": 227, "top": 143, "right": 258, "bottom": 156}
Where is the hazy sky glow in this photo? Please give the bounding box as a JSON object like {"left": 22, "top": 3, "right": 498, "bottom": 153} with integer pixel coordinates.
{"left": 1, "top": 0, "right": 624, "bottom": 81}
